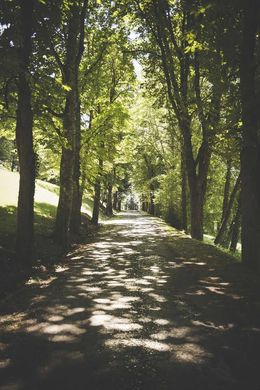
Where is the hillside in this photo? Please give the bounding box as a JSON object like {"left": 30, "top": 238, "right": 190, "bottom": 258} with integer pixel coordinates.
{"left": 0, "top": 167, "right": 98, "bottom": 296}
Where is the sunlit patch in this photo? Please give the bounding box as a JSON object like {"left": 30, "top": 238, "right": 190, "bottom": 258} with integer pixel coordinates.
{"left": 105, "top": 338, "right": 170, "bottom": 352}
{"left": 70, "top": 256, "right": 84, "bottom": 260}
{"left": 31, "top": 295, "right": 46, "bottom": 304}
{"left": 150, "top": 306, "right": 161, "bottom": 311}
{"left": 149, "top": 293, "right": 167, "bottom": 303}
{"left": 55, "top": 266, "right": 69, "bottom": 273}
{"left": 183, "top": 261, "right": 206, "bottom": 266}
{"left": 150, "top": 266, "right": 160, "bottom": 273}
{"left": 94, "top": 298, "right": 110, "bottom": 304}
{"left": 154, "top": 319, "right": 169, "bottom": 326}
{"left": 204, "top": 286, "right": 225, "bottom": 295}
{"left": 173, "top": 343, "right": 210, "bottom": 363}
{"left": 46, "top": 315, "right": 64, "bottom": 322}
{"left": 157, "top": 279, "right": 167, "bottom": 284}
{"left": 140, "top": 287, "right": 154, "bottom": 292}
{"left": 139, "top": 317, "right": 152, "bottom": 323}
{"left": 50, "top": 334, "right": 78, "bottom": 342}
{"left": 172, "top": 327, "right": 191, "bottom": 338}
{"left": 26, "top": 276, "right": 57, "bottom": 286}
{"left": 89, "top": 314, "right": 142, "bottom": 332}
{"left": 135, "top": 278, "right": 151, "bottom": 286}
{"left": 42, "top": 323, "right": 85, "bottom": 335}
{"left": 186, "top": 290, "right": 206, "bottom": 296}
{"left": 65, "top": 307, "right": 85, "bottom": 316}
{"left": 151, "top": 331, "right": 168, "bottom": 340}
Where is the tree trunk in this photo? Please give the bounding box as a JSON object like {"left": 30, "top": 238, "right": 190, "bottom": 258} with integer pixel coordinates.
{"left": 92, "top": 181, "right": 101, "bottom": 225}
{"left": 70, "top": 94, "right": 81, "bottom": 235}
{"left": 181, "top": 147, "right": 187, "bottom": 232}
{"left": 149, "top": 193, "right": 155, "bottom": 216}
{"left": 229, "top": 195, "right": 241, "bottom": 252}
{"left": 54, "top": 79, "right": 78, "bottom": 248}
{"left": 92, "top": 158, "right": 103, "bottom": 225}
{"left": 240, "top": 0, "right": 260, "bottom": 272}
{"left": 221, "top": 158, "right": 232, "bottom": 223}
{"left": 106, "top": 184, "right": 113, "bottom": 217}
{"left": 189, "top": 181, "right": 204, "bottom": 240}
{"left": 181, "top": 117, "right": 207, "bottom": 241}
{"left": 113, "top": 191, "right": 118, "bottom": 210}
{"left": 54, "top": 4, "right": 83, "bottom": 248}
{"left": 15, "top": 0, "right": 35, "bottom": 268}
{"left": 54, "top": 144, "right": 74, "bottom": 247}
{"left": 214, "top": 173, "right": 241, "bottom": 245}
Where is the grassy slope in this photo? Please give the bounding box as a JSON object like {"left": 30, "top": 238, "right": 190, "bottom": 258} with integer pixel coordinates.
{"left": 0, "top": 167, "right": 104, "bottom": 298}
{"left": 0, "top": 167, "right": 98, "bottom": 265}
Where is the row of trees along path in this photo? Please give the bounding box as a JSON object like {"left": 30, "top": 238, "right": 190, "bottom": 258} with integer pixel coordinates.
{"left": 0, "top": 1, "right": 260, "bottom": 306}
{"left": 0, "top": 1, "right": 260, "bottom": 388}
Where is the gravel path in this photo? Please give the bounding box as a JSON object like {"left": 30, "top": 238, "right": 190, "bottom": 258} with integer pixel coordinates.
{"left": 0, "top": 212, "right": 260, "bottom": 390}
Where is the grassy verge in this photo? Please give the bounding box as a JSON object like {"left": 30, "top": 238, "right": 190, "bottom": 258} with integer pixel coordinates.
{"left": 0, "top": 168, "right": 100, "bottom": 300}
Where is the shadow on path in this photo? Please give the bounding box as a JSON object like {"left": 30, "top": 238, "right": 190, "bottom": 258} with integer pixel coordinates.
{"left": 0, "top": 212, "right": 260, "bottom": 390}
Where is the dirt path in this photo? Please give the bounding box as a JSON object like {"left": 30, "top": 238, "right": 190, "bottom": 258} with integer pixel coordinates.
{"left": 0, "top": 212, "right": 260, "bottom": 390}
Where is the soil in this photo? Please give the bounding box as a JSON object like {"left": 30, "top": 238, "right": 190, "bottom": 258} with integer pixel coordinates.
{"left": 0, "top": 212, "right": 260, "bottom": 390}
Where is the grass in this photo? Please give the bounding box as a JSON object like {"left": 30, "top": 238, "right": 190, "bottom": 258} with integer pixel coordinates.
{"left": 0, "top": 167, "right": 101, "bottom": 299}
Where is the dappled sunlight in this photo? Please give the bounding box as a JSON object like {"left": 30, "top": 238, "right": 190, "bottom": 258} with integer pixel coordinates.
{"left": 1, "top": 212, "right": 259, "bottom": 389}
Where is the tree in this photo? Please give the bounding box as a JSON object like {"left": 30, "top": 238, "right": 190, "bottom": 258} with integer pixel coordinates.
{"left": 15, "top": 0, "right": 35, "bottom": 268}
{"left": 240, "top": 0, "right": 260, "bottom": 271}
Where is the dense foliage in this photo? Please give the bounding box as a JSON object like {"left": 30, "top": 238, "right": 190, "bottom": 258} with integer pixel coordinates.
{"left": 0, "top": 0, "right": 259, "bottom": 272}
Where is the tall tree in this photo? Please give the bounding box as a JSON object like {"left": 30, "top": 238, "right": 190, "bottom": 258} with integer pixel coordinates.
{"left": 240, "top": 0, "right": 260, "bottom": 271}
{"left": 15, "top": 0, "right": 35, "bottom": 268}
{"left": 47, "top": 0, "right": 87, "bottom": 247}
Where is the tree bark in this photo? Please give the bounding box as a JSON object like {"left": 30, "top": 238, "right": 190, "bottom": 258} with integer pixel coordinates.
{"left": 240, "top": 0, "right": 260, "bottom": 272}
{"left": 214, "top": 173, "right": 241, "bottom": 246}
{"left": 106, "top": 184, "right": 113, "bottom": 217}
{"left": 15, "top": 0, "right": 35, "bottom": 268}
{"left": 92, "top": 181, "right": 101, "bottom": 225}
{"left": 54, "top": 3, "right": 84, "bottom": 247}
{"left": 54, "top": 82, "right": 77, "bottom": 247}
{"left": 221, "top": 158, "right": 232, "bottom": 223}
{"left": 229, "top": 194, "right": 241, "bottom": 252}
{"left": 70, "top": 93, "right": 81, "bottom": 235}
{"left": 149, "top": 192, "right": 155, "bottom": 216}
{"left": 181, "top": 146, "right": 187, "bottom": 232}
{"left": 91, "top": 158, "right": 103, "bottom": 225}
{"left": 113, "top": 191, "right": 118, "bottom": 210}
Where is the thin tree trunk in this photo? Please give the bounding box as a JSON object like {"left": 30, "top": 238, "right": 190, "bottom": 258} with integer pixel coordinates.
{"left": 149, "top": 192, "right": 155, "bottom": 216}
{"left": 214, "top": 173, "right": 241, "bottom": 245}
{"left": 91, "top": 158, "right": 103, "bottom": 225}
{"left": 181, "top": 146, "right": 187, "bottom": 232}
{"left": 92, "top": 181, "right": 101, "bottom": 225}
{"left": 240, "top": 0, "right": 260, "bottom": 272}
{"left": 229, "top": 194, "right": 241, "bottom": 252}
{"left": 15, "top": 0, "right": 35, "bottom": 268}
{"left": 106, "top": 184, "right": 113, "bottom": 217}
{"left": 113, "top": 191, "right": 118, "bottom": 210}
{"left": 221, "top": 158, "right": 232, "bottom": 223}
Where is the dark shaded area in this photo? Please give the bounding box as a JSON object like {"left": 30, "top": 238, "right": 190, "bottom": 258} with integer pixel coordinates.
{"left": 0, "top": 212, "right": 260, "bottom": 390}
{"left": 0, "top": 203, "right": 70, "bottom": 299}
